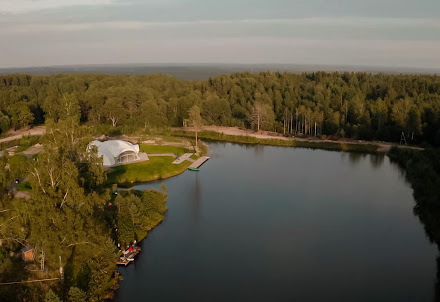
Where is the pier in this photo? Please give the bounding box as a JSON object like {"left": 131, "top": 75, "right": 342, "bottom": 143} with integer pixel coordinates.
{"left": 172, "top": 153, "right": 194, "bottom": 164}
{"left": 117, "top": 246, "right": 141, "bottom": 266}
{"left": 188, "top": 156, "right": 210, "bottom": 170}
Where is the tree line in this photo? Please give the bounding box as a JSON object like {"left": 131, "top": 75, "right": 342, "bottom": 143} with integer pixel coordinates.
{"left": 1, "top": 72, "right": 440, "bottom": 146}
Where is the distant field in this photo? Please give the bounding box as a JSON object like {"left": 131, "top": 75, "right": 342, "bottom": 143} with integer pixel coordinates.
{"left": 1, "top": 64, "right": 438, "bottom": 80}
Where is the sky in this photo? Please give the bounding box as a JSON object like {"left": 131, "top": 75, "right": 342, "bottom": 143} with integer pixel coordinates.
{"left": 0, "top": 0, "right": 439, "bottom": 68}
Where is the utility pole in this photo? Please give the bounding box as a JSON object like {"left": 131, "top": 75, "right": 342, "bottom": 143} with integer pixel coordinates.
{"left": 40, "top": 250, "right": 45, "bottom": 271}
{"left": 400, "top": 132, "right": 407, "bottom": 146}
{"left": 59, "top": 256, "right": 64, "bottom": 280}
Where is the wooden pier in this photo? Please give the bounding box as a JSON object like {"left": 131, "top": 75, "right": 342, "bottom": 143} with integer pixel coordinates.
{"left": 117, "top": 246, "right": 141, "bottom": 266}
{"left": 188, "top": 156, "right": 210, "bottom": 171}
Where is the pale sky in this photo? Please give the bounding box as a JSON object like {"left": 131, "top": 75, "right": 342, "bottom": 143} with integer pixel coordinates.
{"left": 0, "top": 0, "right": 439, "bottom": 68}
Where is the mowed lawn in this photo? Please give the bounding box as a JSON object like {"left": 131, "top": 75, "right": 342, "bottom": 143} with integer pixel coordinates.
{"left": 139, "top": 145, "right": 194, "bottom": 156}
{"left": 107, "top": 156, "right": 191, "bottom": 184}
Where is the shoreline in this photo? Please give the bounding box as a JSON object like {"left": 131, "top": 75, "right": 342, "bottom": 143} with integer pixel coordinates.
{"left": 110, "top": 144, "right": 209, "bottom": 187}
{"left": 173, "top": 126, "right": 424, "bottom": 154}
{"left": 114, "top": 166, "right": 189, "bottom": 188}
{"left": 173, "top": 129, "right": 379, "bottom": 153}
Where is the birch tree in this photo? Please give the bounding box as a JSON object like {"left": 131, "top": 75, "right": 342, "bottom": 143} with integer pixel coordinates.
{"left": 251, "top": 102, "right": 274, "bottom": 132}
{"left": 188, "top": 105, "right": 203, "bottom": 154}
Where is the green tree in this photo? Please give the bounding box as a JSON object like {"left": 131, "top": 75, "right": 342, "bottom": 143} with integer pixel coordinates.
{"left": 251, "top": 102, "right": 275, "bottom": 131}
{"left": 68, "top": 286, "right": 87, "bottom": 302}
{"left": 1, "top": 119, "right": 116, "bottom": 300}
{"left": 391, "top": 97, "right": 413, "bottom": 133}
{"left": 187, "top": 105, "right": 203, "bottom": 154}
{"left": 370, "top": 97, "right": 388, "bottom": 132}
{"left": 9, "top": 102, "right": 34, "bottom": 130}
{"left": 103, "top": 97, "right": 127, "bottom": 127}
{"left": 45, "top": 289, "right": 62, "bottom": 302}
{"left": 43, "top": 86, "right": 61, "bottom": 122}
{"left": 407, "top": 107, "right": 422, "bottom": 139}
{"left": 0, "top": 151, "right": 11, "bottom": 195}
{"left": 58, "top": 93, "right": 81, "bottom": 122}
{"left": 115, "top": 190, "right": 167, "bottom": 247}
{"left": 0, "top": 113, "right": 10, "bottom": 134}
{"left": 140, "top": 99, "right": 164, "bottom": 129}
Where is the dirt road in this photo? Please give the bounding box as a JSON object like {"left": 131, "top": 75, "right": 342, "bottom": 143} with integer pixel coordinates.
{"left": 0, "top": 126, "right": 46, "bottom": 144}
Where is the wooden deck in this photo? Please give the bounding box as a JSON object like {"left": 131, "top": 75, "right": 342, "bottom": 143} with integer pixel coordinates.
{"left": 189, "top": 156, "right": 210, "bottom": 169}
{"left": 117, "top": 246, "right": 141, "bottom": 266}
{"left": 172, "top": 153, "right": 195, "bottom": 164}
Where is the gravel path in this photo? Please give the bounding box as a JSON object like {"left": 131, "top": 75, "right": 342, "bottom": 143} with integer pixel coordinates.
{"left": 0, "top": 126, "right": 46, "bottom": 144}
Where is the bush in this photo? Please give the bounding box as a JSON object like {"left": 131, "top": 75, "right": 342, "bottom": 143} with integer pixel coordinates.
{"left": 68, "top": 287, "right": 87, "bottom": 302}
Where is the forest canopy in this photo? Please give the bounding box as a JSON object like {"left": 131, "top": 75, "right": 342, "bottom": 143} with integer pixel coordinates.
{"left": 0, "top": 72, "right": 439, "bottom": 146}
{"left": 0, "top": 118, "right": 168, "bottom": 301}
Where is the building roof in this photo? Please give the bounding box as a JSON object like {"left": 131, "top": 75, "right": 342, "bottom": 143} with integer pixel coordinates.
{"left": 89, "top": 140, "right": 140, "bottom": 166}
{"left": 21, "top": 246, "right": 34, "bottom": 253}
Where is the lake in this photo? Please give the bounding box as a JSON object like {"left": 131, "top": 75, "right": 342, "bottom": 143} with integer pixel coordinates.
{"left": 115, "top": 142, "right": 438, "bottom": 302}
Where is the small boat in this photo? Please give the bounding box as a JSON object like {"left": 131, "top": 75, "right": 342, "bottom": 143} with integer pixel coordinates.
{"left": 188, "top": 167, "right": 199, "bottom": 171}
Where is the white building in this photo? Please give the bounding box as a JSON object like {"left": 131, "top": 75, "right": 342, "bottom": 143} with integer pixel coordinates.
{"left": 89, "top": 140, "right": 140, "bottom": 167}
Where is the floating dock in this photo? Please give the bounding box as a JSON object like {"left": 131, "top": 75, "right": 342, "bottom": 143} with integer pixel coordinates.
{"left": 188, "top": 156, "right": 210, "bottom": 171}
{"left": 117, "top": 246, "right": 141, "bottom": 266}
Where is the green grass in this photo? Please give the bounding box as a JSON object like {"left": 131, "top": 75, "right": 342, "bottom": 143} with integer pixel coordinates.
{"left": 173, "top": 130, "right": 378, "bottom": 153}
{"left": 107, "top": 156, "right": 191, "bottom": 185}
{"left": 17, "top": 181, "right": 32, "bottom": 191}
{"left": 0, "top": 139, "right": 21, "bottom": 152}
{"left": 139, "top": 144, "right": 193, "bottom": 156}
{"left": 15, "top": 145, "right": 30, "bottom": 152}
{"left": 1, "top": 135, "right": 41, "bottom": 153}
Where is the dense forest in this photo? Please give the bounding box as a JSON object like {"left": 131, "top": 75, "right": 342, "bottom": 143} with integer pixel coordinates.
{"left": 1, "top": 71, "right": 440, "bottom": 301}
{"left": 1, "top": 72, "right": 440, "bottom": 146}
{"left": 0, "top": 118, "right": 168, "bottom": 301}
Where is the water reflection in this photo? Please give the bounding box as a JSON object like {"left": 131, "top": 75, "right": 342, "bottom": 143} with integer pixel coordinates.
{"left": 118, "top": 143, "right": 437, "bottom": 302}
{"left": 347, "top": 152, "right": 367, "bottom": 166}
{"left": 388, "top": 160, "right": 407, "bottom": 183}
{"left": 436, "top": 257, "right": 440, "bottom": 302}
{"left": 369, "top": 154, "right": 385, "bottom": 169}
{"left": 244, "top": 143, "right": 264, "bottom": 157}
{"left": 191, "top": 172, "right": 202, "bottom": 220}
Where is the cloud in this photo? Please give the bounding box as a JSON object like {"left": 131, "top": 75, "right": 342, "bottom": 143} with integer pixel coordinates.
{"left": 0, "top": 0, "right": 116, "bottom": 14}
{"left": 1, "top": 17, "right": 439, "bottom": 68}
{"left": 2, "top": 17, "right": 439, "bottom": 33}
{"left": 2, "top": 35, "right": 440, "bottom": 69}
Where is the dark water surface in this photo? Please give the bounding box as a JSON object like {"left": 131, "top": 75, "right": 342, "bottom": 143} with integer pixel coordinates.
{"left": 115, "top": 143, "right": 437, "bottom": 302}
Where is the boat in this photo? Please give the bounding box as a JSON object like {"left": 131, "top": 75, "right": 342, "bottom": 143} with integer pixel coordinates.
{"left": 188, "top": 167, "right": 199, "bottom": 171}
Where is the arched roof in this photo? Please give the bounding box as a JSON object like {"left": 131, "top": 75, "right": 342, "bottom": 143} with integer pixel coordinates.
{"left": 89, "top": 140, "right": 140, "bottom": 166}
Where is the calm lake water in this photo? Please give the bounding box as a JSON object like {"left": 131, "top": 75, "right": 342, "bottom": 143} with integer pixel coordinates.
{"left": 115, "top": 142, "right": 437, "bottom": 302}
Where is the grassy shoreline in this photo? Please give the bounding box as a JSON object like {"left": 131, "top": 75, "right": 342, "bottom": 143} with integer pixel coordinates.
{"left": 173, "top": 130, "right": 379, "bottom": 153}
{"left": 107, "top": 156, "right": 191, "bottom": 187}
{"left": 107, "top": 145, "right": 198, "bottom": 186}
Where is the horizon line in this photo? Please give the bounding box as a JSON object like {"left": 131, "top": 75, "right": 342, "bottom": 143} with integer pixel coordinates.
{"left": 1, "top": 62, "right": 440, "bottom": 71}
